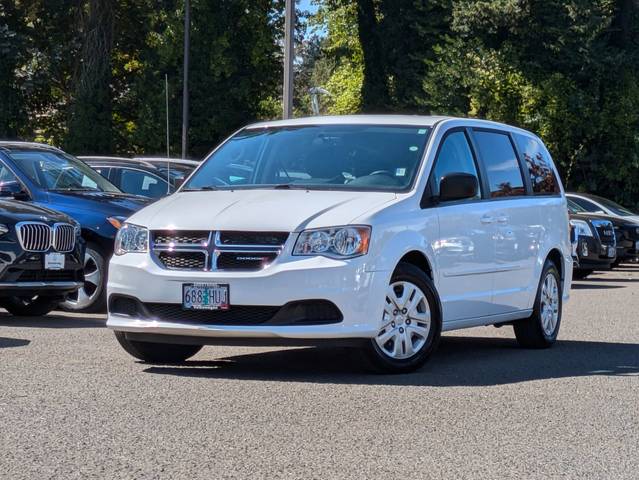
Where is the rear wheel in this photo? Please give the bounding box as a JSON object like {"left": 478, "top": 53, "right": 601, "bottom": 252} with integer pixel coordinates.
{"left": 362, "top": 263, "right": 441, "bottom": 373}
{"left": 61, "top": 243, "right": 106, "bottom": 312}
{"left": 514, "top": 259, "right": 562, "bottom": 348}
{"left": 1, "top": 296, "right": 61, "bottom": 316}
{"left": 114, "top": 331, "right": 203, "bottom": 363}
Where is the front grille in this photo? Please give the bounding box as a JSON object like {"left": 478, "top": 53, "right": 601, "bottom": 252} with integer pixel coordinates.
{"left": 218, "top": 231, "right": 289, "bottom": 246}
{"left": 17, "top": 270, "right": 78, "bottom": 282}
{"left": 158, "top": 251, "right": 207, "bottom": 270}
{"left": 16, "top": 222, "right": 76, "bottom": 253}
{"left": 109, "top": 295, "right": 343, "bottom": 326}
{"left": 17, "top": 223, "right": 52, "bottom": 252}
{"left": 217, "top": 252, "right": 278, "bottom": 270}
{"left": 53, "top": 224, "right": 75, "bottom": 252}
{"left": 144, "top": 303, "right": 280, "bottom": 325}
{"left": 592, "top": 220, "right": 616, "bottom": 246}
{"left": 151, "top": 230, "right": 288, "bottom": 272}
{"left": 153, "top": 230, "right": 210, "bottom": 245}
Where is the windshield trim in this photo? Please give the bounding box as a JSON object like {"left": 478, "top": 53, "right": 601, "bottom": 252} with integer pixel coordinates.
{"left": 181, "top": 124, "right": 433, "bottom": 194}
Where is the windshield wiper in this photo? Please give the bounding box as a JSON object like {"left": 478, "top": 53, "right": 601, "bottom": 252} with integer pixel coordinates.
{"left": 51, "top": 187, "right": 99, "bottom": 192}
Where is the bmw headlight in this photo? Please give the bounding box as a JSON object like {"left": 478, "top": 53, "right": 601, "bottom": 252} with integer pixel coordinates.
{"left": 114, "top": 223, "right": 149, "bottom": 255}
{"left": 0, "top": 223, "right": 8, "bottom": 236}
{"left": 570, "top": 219, "right": 593, "bottom": 237}
{"left": 293, "top": 226, "right": 371, "bottom": 259}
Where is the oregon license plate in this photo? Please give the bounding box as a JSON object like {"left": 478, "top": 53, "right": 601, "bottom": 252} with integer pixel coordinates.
{"left": 44, "top": 252, "right": 65, "bottom": 270}
{"left": 182, "top": 283, "right": 229, "bottom": 310}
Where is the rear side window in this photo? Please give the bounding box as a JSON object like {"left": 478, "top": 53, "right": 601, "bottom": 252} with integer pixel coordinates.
{"left": 514, "top": 134, "right": 560, "bottom": 195}
{"left": 473, "top": 131, "right": 525, "bottom": 198}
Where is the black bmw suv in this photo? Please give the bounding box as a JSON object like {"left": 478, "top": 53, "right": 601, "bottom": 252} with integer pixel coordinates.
{"left": 0, "top": 199, "right": 84, "bottom": 316}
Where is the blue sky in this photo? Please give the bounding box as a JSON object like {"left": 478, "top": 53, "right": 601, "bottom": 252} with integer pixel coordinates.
{"left": 299, "top": 0, "right": 318, "bottom": 13}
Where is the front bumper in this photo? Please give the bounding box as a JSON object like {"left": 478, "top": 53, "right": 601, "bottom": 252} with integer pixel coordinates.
{"left": 0, "top": 247, "right": 84, "bottom": 297}
{"left": 106, "top": 252, "right": 389, "bottom": 340}
{"left": 575, "top": 236, "right": 615, "bottom": 270}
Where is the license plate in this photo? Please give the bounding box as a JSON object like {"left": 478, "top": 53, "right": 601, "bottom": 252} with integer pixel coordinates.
{"left": 182, "top": 283, "right": 229, "bottom": 310}
{"left": 608, "top": 246, "right": 616, "bottom": 258}
{"left": 44, "top": 252, "right": 65, "bottom": 270}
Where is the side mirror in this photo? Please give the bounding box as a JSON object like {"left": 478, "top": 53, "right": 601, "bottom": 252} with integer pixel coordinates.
{"left": 439, "top": 173, "right": 478, "bottom": 202}
{"left": 173, "top": 177, "right": 185, "bottom": 190}
{"left": 0, "top": 182, "right": 29, "bottom": 200}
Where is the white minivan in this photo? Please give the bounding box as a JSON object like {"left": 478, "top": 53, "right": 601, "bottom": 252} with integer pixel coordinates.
{"left": 107, "top": 115, "right": 572, "bottom": 373}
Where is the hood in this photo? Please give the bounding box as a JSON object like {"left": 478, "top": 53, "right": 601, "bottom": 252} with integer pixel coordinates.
{"left": 128, "top": 189, "right": 397, "bottom": 232}
{"left": 0, "top": 199, "right": 73, "bottom": 224}
{"left": 48, "top": 190, "right": 149, "bottom": 217}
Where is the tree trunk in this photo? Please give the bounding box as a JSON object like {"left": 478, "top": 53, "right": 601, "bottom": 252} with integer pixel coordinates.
{"left": 356, "top": 0, "right": 389, "bottom": 111}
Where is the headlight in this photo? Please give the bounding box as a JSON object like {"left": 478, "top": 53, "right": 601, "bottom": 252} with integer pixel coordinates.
{"left": 114, "top": 223, "right": 148, "bottom": 255}
{"left": 72, "top": 221, "right": 81, "bottom": 237}
{"left": 293, "top": 226, "right": 371, "bottom": 259}
{"left": 0, "top": 223, "right": 8, "bottom": 236}
{"left": 570, "top": 219, "right": 593, "bottom": 237}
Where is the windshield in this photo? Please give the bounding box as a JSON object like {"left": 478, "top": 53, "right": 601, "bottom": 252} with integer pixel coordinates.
{"left": 184, "top": 125, "right": 431, "bottom": 192}
{"left": 590, "top": 195, "right": 636, "bottom": 217}
{"left": 567, "top": 198, "right": 587, "bottom": 214}
{"left": 8, "top": 151, "right": 120, "bottom": 192}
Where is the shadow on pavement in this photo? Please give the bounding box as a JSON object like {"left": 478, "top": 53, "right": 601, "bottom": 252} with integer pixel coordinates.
{"left": 0, "top": 312, "right": 106, "bottom": 329}
{"left": 143, "top": 336, "right": 639, "bottom": 386}
{"left": 570, "top": 283, "right": 625, "bottom": 290}
{"left": 0, "top": 337, "right": 30, "bottom": 349}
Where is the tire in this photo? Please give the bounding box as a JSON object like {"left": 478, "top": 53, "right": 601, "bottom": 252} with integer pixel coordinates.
{"left": 2, "top": 296, "right": 61, "bottom": 316}
{"left": 362, "top": 262, "right": 442, "bottom": 374}
{"left": 114, "top": 331, "right": 203, "bottom": 363}
{"left": 514, "top": 259, "right": 562, "bottom": 349}
{"left": 572, "top": 269, "right": 593, "bottom": 280}
{"left": 61, "top": 243, "right": 106, "bottom": 313}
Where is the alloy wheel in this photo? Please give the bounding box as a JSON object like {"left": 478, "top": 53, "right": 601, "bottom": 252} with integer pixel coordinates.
{"left": 375, "top": 281, "right": 431, "bottom": 360}
{"left": 61, "top": 249, "right": 102, "bottom": 310}
{"left": 540, "top": 273, "right": 559, "bottom": 336}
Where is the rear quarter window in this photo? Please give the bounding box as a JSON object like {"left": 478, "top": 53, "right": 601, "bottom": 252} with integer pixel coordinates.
{"left": 514, "top": 134, "right": 561, "bottom": 195}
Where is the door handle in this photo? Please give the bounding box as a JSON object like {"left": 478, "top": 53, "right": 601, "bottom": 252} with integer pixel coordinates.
{"left": 480, "top": 215, "right": 494, "bottom": 224}
{"left": 496, "top": 215, "right": 509, "bottom": 224}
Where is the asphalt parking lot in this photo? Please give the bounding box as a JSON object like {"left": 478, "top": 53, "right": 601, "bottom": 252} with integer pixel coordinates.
{"left": 1, "top": 267, "right": 638, "bottom": 479}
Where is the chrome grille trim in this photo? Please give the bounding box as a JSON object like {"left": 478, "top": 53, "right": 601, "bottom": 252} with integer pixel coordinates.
{"left": 52, "top": 224, "right": 76, "bottom": 252}
{"left": 151, "top": 230, "right": 288, "bottom": 271}
{"left": 15, "top": 222, "right": 76, "bottom": 253}
{"left": 16, "top": 222, "right": 52, "bottom": 252}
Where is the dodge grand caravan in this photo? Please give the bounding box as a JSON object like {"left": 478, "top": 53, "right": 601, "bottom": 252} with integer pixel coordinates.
{"left": 107, "top": 116, "right": 572, "bottom": 373}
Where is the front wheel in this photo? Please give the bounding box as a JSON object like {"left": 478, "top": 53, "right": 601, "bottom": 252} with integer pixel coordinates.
{"left": 362, "top": 262, "right": 442, "bottom": 374}
{"left": 114, "top": 331, "right": 203, "bottom": 363}
{"left": 61, "top": 243, "right": 106, "bottom": 313}
{"left": 1, "top": 296, "right": 61, "bottom": 316}
{"left": 514, "top": 259, "right": 562, "bottom": 348}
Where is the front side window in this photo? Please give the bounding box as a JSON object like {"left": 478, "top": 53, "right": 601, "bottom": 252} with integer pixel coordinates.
{"left": 514, "top": 134, "right": 560, "bottom": 195}
{"left": 0, "top": 162, "right": 22, "bottom": 194}
{"left": 569, "top": 196, "right": 603, "bottom": 213}
{"left": 184, "top": 125, "right": 431, "bottom": 192}
{"left": 473, "top": 131, "right": 525, "bottom": 198}
{"left": 431, "top": 131, "right": 481, "bottom": 199}
{"left": 7, "top": 151, "right": 120, "bottom": 193}
{"left": 119, "top": 169, "right": 169, "bottom": 198}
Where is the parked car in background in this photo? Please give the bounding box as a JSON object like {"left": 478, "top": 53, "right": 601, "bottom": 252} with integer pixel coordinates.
{"left": 567, "top": 192, "right": 639, "bottom": 223}
{"left": 0, "top": 142, "right": 148, "bottom": 312}
{"left": 568, "top": 198, "right": 639, "bottom": 268}
{"left": 0, "top": 199, "right": 84, "bottom": 316}
{"left": 107, "top": 115, "right": 572, "bottom": 373}
{"left": 80, "top": 157, "right": 175, "bottom": 199}
{"left": 134, "top": 157, "right": 199, "bottom": 186}
{"left": 568, "top": 200, "right": 616, "bottom": 279}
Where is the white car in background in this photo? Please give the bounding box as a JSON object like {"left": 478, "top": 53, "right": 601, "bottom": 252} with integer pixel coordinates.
{"left": 107, "top": 115, "right": 572, "bottom": 373}
{"left": 567, "top": 193, "right": 639, "bottom": 224}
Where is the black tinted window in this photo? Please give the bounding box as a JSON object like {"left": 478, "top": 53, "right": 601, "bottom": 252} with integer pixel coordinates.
{"left": 473, "top": 131, "right": 525, "bottom": 198}
{"left": 514, "top": 134, "right": 560, "bottom": 195}
{"left": 432, "top": 131, "right": 480, "bottom": 199}
{"left": 569, "top": 196, "right": 601, "bottom": 213}
{"left": 119, "top": 169, "right": 168, "bottom": 198}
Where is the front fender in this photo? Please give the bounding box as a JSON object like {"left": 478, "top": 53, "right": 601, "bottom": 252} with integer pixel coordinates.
{"left": 365, "top": 227, "right": 436, "bottom": 277}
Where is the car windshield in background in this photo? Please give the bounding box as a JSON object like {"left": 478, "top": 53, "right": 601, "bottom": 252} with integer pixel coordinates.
{"left": 567, "top": 198, "right": 587, "bottom": 214}
{"left": 590, "top": 195, "right": 636, "bottom": 216}
{"left": 7, "top": 151, "right": 120, "bottom": 193}
{"left": 184, "top": 125, "right": 432, "bottom": 192}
